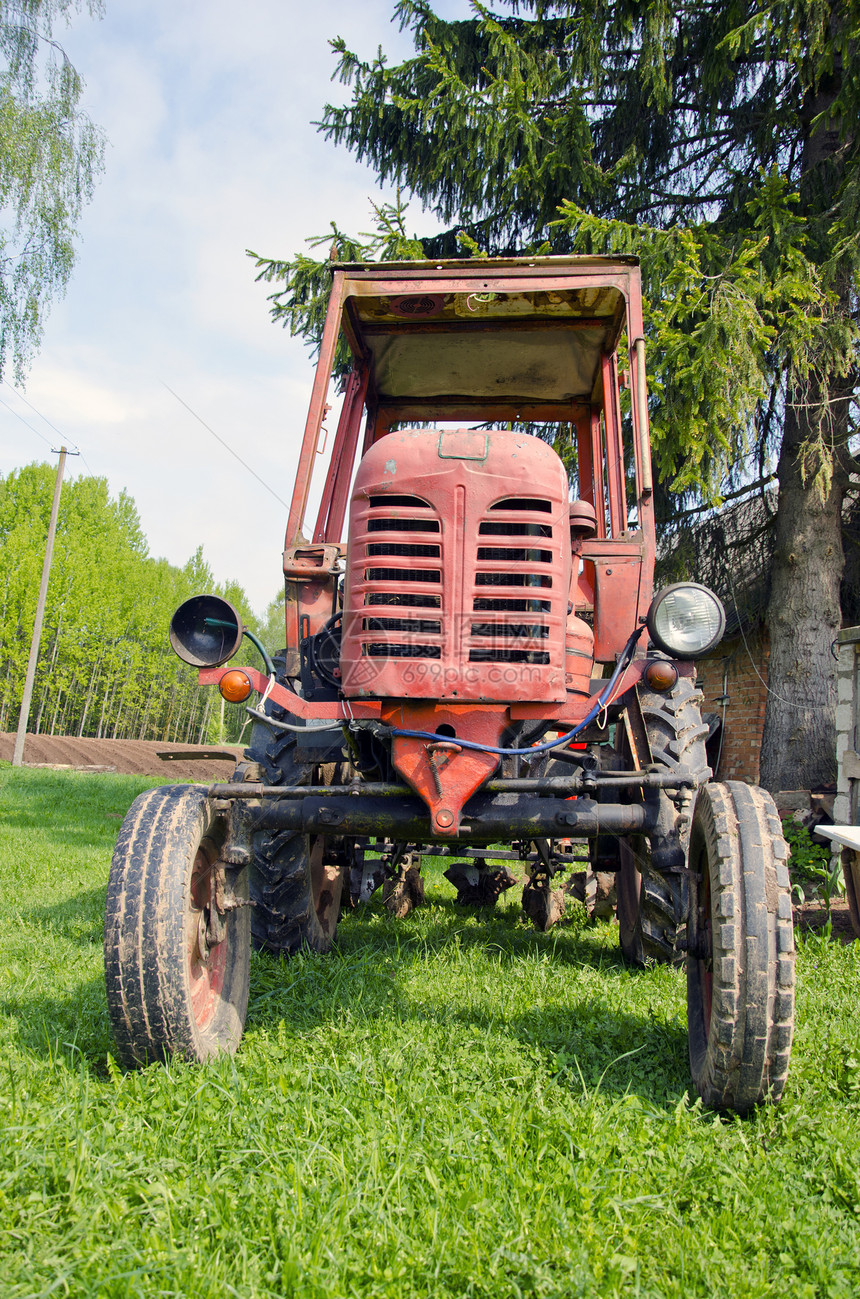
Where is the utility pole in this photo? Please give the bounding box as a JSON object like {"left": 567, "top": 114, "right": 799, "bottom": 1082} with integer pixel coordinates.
{"left": 12, "top": 447, "right": 71, "bottom": 766}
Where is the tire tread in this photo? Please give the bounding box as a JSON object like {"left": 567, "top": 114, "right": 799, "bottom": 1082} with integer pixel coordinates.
{"left": 687, "top": 781, "right": 795, "bottom": 1114}
{"left": 618, "top": 675, "right": 709, "bottom": 966}
{"left": 104, "top": 785, "right": 249, "bottom": 1067}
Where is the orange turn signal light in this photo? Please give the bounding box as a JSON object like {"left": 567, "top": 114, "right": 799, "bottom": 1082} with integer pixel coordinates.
{"left": 644, "top": 660, "right": 679, "bottom": 692}
{"left": 219, "top": 669, "right": 253, "bottom": 703}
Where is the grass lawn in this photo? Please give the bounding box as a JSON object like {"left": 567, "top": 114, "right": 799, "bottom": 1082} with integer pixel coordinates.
{"left": 1, "top": 765, "right": 859, "bottom": 1298}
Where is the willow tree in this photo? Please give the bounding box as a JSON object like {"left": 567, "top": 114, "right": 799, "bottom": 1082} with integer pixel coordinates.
{"left": 253, "top": 0, "right": 859, "bottom": 791}
{"left": 0, "top": 0, "right": 104, "bottom": 380}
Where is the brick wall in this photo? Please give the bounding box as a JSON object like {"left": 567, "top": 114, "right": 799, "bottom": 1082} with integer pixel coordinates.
{"left": 834, "top": 627, "right": 860, "bottom": 824}
{"left": 695, "top": 631, "right": 770, "bottom": 784}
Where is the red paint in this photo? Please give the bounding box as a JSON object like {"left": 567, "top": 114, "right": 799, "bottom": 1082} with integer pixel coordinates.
{"left": 385, "top": 702, "right": 506, "bottom": 836}
{"left": 313, "top": 364, "right": 370, "bottom": 543}
{"left": 340, "top": 428, "right": 571, "bottom": 704}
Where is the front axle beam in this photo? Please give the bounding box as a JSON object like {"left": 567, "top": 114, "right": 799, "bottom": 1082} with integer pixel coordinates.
{"left": 224, "top": 791, "right": 657, "bottom": 844}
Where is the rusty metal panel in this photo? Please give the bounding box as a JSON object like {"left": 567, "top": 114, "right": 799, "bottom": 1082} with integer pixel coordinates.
{"left": 601, "top": 352, "right": 627, "bottom": 538}
{"left": 339, "top": 428, "right": 571, "bottom": 704}
{"left": 591, "top": 557, "right": 644, "bottom": 662}
{"left": 282, "top": 544, "right": 340, "bottom": 677}
{"left": 312, "top": 364, "right": 369, "bottom": 543}
{"left": 366, "top": 327, "right": 607, "bottom": 403}
{"left": 285, "top": 271, "right": 346, "bottom": 547}
{"left": 197, "top": 664, "right": 382, "bottom": 720}
{"left": 590, "top": 409, "right": 607, "bottom": 538}
{"left": 621, "top": 687, "right": 654, "bottom": 771}
{"left": 386, "top": 702, "right": 506, "bottom": 837}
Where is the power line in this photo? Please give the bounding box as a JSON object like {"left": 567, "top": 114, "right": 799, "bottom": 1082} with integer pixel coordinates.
{"left": 162, "top": 381, "right": 290, "bottom": 509}
{"left": 0, "top": 382, "right": 95, "bottom": 476}
{"left": 3, "top": 380, "right": 81, "bottom": 454}
{"left": 0, "top": 393, "right": 55, "bottom": 450}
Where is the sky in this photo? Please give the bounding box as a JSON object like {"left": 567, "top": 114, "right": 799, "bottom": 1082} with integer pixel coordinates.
{"left": 0, "top": 0, "right": 465, "bottom": 616}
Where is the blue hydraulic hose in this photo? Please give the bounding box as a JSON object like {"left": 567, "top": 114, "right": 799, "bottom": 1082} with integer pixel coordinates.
{"left": 388, "top": 626, "right": 645, "bottom": 757}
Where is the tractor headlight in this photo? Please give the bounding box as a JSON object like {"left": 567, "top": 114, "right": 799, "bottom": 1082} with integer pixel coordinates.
{"left": 646, "top": 584, "right": 726, "bottom": 658}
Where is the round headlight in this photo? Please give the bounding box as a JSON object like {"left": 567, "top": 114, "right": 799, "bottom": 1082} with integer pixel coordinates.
{"left": 646, "top": 584, "right": 726, "bottom": 658}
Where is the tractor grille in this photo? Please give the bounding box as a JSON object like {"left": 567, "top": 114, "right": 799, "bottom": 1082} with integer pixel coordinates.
{"left": 341, "top": 431, "right": 571, "bottom": 702}
{"left": 357, "top": 494, "right": 444, "bottom": 661}
{"left": 468, "top": 498, "right": 555, "bottom": 665}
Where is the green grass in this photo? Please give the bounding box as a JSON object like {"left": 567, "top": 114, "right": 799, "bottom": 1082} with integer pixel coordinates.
{"left": 1, "top": 766, "right": 860, "bottom": 1298}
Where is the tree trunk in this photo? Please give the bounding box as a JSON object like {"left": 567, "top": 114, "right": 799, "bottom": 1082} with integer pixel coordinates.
{"left": 760, "top": 29, "right": 853, "bottom": 793}
{"left": 48, "top": 676, "right": 63, "bottom": 735}
{"left": 137, "top": 696, "right": 152, "bottom": 741}
{"left": 760, "top": 376, "right": 850, "bottom": 791}
{"left": 197, "top": 693, "right": 213, "bottom": 745}
{"left": 78, "top": 651, "right": 102, "bottom": 737}
{"left": 97, "top": 670, "right": 118, "bottom": 739}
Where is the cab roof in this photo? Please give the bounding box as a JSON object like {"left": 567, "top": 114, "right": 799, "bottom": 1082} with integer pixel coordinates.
{"left": 332, "top": 256, "right": 639, "bottom": 411}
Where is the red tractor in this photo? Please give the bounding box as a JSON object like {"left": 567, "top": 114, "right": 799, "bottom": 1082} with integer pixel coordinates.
{"left": 105, "top": 256, "right": 795, "bottom": 1114}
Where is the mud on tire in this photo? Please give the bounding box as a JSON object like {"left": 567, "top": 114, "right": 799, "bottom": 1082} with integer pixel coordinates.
{"left": 104, "top": 785, "right": 250, "bottom": 1067}
{"left": 617, "top": 674, "right": 710, "bottom": 966}
{"left": 244, "top": 708, "right": 344, "bottom": 956}
{"left": 687, "top": 781, "right": 795, "bottom": 1114}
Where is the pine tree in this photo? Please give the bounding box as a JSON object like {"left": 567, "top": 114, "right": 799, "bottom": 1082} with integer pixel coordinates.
{"left": 253, "top": 0, "right": 859, "bottom": 791}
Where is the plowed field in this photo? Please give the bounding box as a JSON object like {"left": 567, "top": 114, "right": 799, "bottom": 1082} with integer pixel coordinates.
{"left": 0, "top": 732, "right": 242, "bottom": 781}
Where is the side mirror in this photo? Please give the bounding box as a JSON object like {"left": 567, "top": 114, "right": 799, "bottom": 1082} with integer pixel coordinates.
{"left": 169, "top": 594, "right": 244, "bottom": 667}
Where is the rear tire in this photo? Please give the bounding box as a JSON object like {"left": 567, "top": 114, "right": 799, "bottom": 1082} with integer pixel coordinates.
{"left": 244, "top": 694, "right": 346, "bottom": 956}
{"left": 616, "top": 840, "right": 684, "bottom": 965}
{"left": 250, "top": 828, "right": 343, "bottom": 955}
{"left": 104, "top": 785, "right": 250, "bottom": 1067}
{"left": 617, "top": 675, "right": 710, "bottom": 966}
{"left": 639, "top": 675, "right": 710, "bottom": 785}
{"left": 687, "top": 781, "right": 795, "bottom": 1114}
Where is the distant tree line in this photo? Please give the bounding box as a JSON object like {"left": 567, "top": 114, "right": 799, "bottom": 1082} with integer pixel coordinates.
{"left": 0, "top": 462, "right": 270, "bottom": 745}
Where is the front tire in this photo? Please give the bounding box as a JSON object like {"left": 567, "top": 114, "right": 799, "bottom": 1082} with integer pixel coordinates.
{"left": 686, "top": 781, "right": 795, "bottom": 1114}
{"left": 104, "top": 785, "right": 250, "bottom": 1067}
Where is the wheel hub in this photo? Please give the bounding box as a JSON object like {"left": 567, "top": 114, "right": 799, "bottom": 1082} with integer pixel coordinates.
{"left": 188, "top": 843, "right": 228, "bottom": 1028}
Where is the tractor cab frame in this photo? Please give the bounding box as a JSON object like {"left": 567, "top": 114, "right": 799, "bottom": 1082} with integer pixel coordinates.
{"left": 284, "top": 255, "right": 655, "bottom": 682}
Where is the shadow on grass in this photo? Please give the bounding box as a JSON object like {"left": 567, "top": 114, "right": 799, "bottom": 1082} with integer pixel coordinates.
{"left": 1, "top": 972, "right": 116, "bottom": 1075}
{"left": 341, "top": 890, "right": 633, "bottom": 969}
{"left": 247, "top": 897, "right": 690, "bottom": 1105}
{"left": 8, "top": 879, "right": 688, "bottom": 1104}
